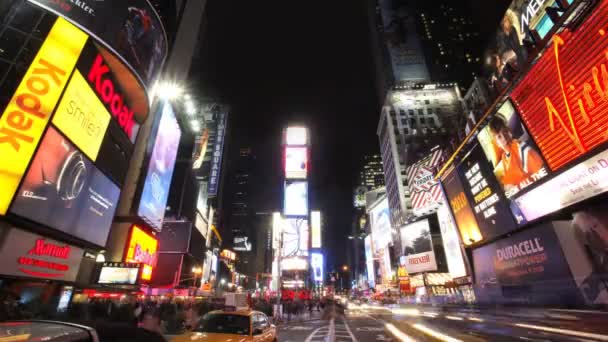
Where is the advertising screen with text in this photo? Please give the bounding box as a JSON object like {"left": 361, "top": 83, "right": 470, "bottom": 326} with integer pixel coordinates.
{"left": 399, "top": 219, "right": 438, "bottom": 274}
{"left": 511, "top": 0, "right": 608, "bottom": 171}
{"left": 10, "top": 127, "right": 120, "bottom": 246}
{"left": 125, "top": 225, "right": 158, "bottom": 281}
{"left": 0, "top": 18, "right": 87, "bottom": 215}
{"left": 441, "top": 166, "right": 482, "bottom": 245}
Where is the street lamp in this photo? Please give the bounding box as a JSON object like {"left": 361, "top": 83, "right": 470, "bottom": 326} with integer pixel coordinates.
{"left": 342, "top": 265, "right": 349, "bottom": 272}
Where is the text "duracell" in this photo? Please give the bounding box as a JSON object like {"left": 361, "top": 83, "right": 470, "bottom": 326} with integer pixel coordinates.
{"left": 0, "top": 59, "right": 66, "bottom": 151}
{"left": 88, "top": 54, "right": 135, "bottom": 139}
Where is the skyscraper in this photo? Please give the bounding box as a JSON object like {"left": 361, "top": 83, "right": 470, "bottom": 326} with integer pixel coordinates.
{"left": 354, "top": 154, "right": 385, "bottom": 208}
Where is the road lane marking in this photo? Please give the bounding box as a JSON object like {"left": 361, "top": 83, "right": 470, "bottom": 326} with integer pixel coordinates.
{"left": 513, "top": 323, "right": 608, "bottom": 341}
{"left": 342, "top": 318, "right": 358, "bottom": 342}
{"left": 411, "top": 323, "right": 462, "bottom": 342}
{"left": 385, "top": 323, "right": 416, "bottom": 342}
{"left": 356, "top": 327, "right": 384, "bottom": 332}
{"left": 445, "top": 316, "right": 464, "bottom": 321}
{"left": 467, "top": 317, "right": 484, "bottom": 322}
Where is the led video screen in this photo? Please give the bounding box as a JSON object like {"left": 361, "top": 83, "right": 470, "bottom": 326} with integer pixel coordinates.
{"left": 285, "top": 147, "right": 308, "bottom": 179}
{"left": 284, "top": 181, "right": 308, "bottom": 216}
{"left": 10, "top": 127, "right": 120, "bottom": 246}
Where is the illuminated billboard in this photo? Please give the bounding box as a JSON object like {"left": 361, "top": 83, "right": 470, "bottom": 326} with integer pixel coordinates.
{"left": 52, "top": 70, "right": 111, "bottom": 161}
{"left": 285, "top": 146, "right": 308, "bottom": 179}
{"left": 510, "top": 0, "right": 608, "bottom": 172}
{"left": 405, "top": 148, "right": 445, "bottom": 216}
{"left": 283, "top": 181, "right": 308, "bottom": 216}
{"left": 281, "top": 257, "right": 307, "bottom": 271}
{"left": 10, "top": 127, "right": 120, "bottom": 246}
{"left": 399, "top": 219, "right": 438, "bottom": 274}
{"left": 285, "top": 127, "right": 307, "bottom": 145}
{"left": 272, "top": 212, "right": 282, "bottom": 250}
{"left": 364, "top": 235, "right": 375, "bottom": 288}
{"left": 98, "top": 262, "right": 141, "bottom": 285}
{"left": 311, "top": 253, "right": 323, "bottom": 282}
{"left": 369, "top": 198, "right": 391, "bottom": 251}
{"left": 441, "top": 166, "right": 482, "bottom": 245}
{"left": 208, "top": 111, "right": 227, "bottom": 196}
{"left": 437, "top": 203, "right": 467, "bottom": 279}
{"left": 0, "top": 18, "right": 87, "bottom": 215}
{"left": 311, "top": 211, "right": 322, "bottom": 248}
{"left": 476, "top": 100, "right": 549, "bottom": 199}
{"left": 459, "top": 145, "right": 517, "bottom": 242}
{"left": 281, "top": 218, "right": 309, "bottom": 257}
{"left": 29, "top": 0, "right": 168, "bottom": 89}
{"left": 138, "top": 100, "right": 181, "bottom": 231}
{"left": 125, "top": 225, "right": 158, "bottom": 281}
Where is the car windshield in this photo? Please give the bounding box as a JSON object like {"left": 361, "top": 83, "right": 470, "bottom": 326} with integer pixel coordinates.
{"left": 195, "top": 314, "right": 250, "bottom": 335}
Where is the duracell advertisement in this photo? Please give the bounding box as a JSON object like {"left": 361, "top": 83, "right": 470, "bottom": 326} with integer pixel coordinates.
{"left": 459, "top": 144, "right": 517, "bottom": 242}
{"left": 10, "top": 127, "right": 120, "bottom": 247}
{"left": 28, "top": 0, "right": 168, "bottom": 89}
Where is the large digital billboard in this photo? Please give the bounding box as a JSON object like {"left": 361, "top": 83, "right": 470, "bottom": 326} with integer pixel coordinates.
{"left": 285, "top": 127, "right": 307, "bottom": 145}
{"left": 311, "top": 211, "right": 322, "bottom": 248}
{"left": 510, "top": 0, "right": 608, "bottom": 171}
{"left": 441, "top": 166, "right": 482, "bottom": 245}
{"left": 0, "top": 17, "right": 87, "bottom": 215}
{"left": 10, "top": 127, "right": 120, "bottom": 247}
{"left": 476, "top": 100, "right": 549, "bottom": 199}
{"left": 0, "top": 226, "right": 84, "bottom": 282}
{"left": 29, "top": 0, "right": 168, "bottom": 89}
{"left": 284, "top": 181, "right": 308, "bottom": 216}
{"left": 406, "top": 148, "right": 445, "bottom": 216}
{"left": 460, "top": 144, "right": 517, "bottom": 242}
{"left": 370, "top": 198, "right": 391, "bottom": 252}
{"left": 281, "top": 218, "right": 309, "bottom": 257}
{"left": 284, "top": 146, "right": 308, "bottom": 179}
{"left": 378, "top": 0, "right": 429, "bottom": 82}
{"left": 399, "top": 219, "right": 438, "bottom": 274}
{"left": 437, "top": 202, "right": 467, "bottom": 279}
{"left": 52, "top": 70, "right": 111, "bottom": 161}
{"left": 138, "top": 101, "right": 181, "bottom": 231}
{"left": 311, "top": 252, "right": 323, "bottom": 282}
{"left": 125, "top": 225, "right": 158, "bottom": 281}
{"left": 98, "top": 262, "right": 141, "bottom": 285}
{"left": 473, "top": 222, "right": 582, "bottom": 306}
{"left": 364, "top": 235, "right": 375, "bottom": 288}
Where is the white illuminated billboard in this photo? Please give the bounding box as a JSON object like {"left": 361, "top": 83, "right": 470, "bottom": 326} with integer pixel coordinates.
{"left": 281, "top": 257, "right": 307, "bottom": 270}
{"left": 272, "top": 212, "right": 282, "bottom": 250}
{"left": 311, "top": 211, "right": 321, "bottom": 248}
{"left": 400, "top": 219, "right": 438, "bottom": 274}
{"left": 311, "top": 253, "right": 323, "bottom": 282}
{"left": 284, "top": 181, "right": 308, "bottom": 216}
{"left": 364, "top": 235, "right": 375, "bottom": 288}
{"left": 285, "top": 127, "right": 307, "bottom": 145}
{"left": 437, "top": 202, "right": 467, "bottom": 279}
{"left": 370, "top": 198, "right": 391, "bottom": 251}
{"left": 281, "top": 218, "right": 309, "bottom": 257}
{"left": 285, "top": 147, "right": 308, "bottom": 179}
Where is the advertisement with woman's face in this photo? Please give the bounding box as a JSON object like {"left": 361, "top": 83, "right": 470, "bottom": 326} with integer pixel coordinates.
{"left": 477, "top": 100, "right": 549, "bottom": 199}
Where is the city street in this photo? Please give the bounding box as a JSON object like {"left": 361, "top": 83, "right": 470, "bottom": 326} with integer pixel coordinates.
{"left": 276, "top": 303, "right": 608, "bottom": 341}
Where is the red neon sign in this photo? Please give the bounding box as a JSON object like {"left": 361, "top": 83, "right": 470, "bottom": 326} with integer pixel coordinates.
{"left": 18, "top": 239, "right": 71, "bottom": 278}
{"left": 511, "top": 0, "right": 608, "bottom": 171}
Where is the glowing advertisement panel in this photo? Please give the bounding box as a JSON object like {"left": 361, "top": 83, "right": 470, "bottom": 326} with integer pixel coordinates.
{"left": 364, "top": 235, "right": 375, "bottom": 288}
{"left": 281, "top": 257, "right": 307, "bottom": 271}
{"left": 370, "top": 198, "right": 391, "bottom": 252}
{"left": 285, "top": 146, "right": 308, "bottom": 179}
{"left": 437, "top": 202, "right": 467, "bottom": 279}
{"left": 512, "top": 149, "right": 608, "bottom": 224}
{"left": 281, "top": 218, "right": 309, "bottom": 257}
{"left": 441, "top": 166, "right": 482, "bottom": 245}
{"left": 284, "top": 181, "right": 308, "bottom": 216}
{"left": 0, "top": 18, "right": 87, "bottom": 215}
{"left": 311, "top": 211, "right": 321, "bottom": 248}
{"left": 52, "top": 70, "right": 111, "bottom": 160}
{"left": 476, "top": 100, "right": 549, "bottom": 199}
{"left": 285, "top": 127, "right": 307, "bottom": 145}
{"left": 97, "top": 262, "right": 140, "bottom": 285}
{"left": 0, "top": 226, "right": 84, "bottom": 282}
{"left": 28, "top": 0, "right": 168, "bottom": 89}
{"left": 138, "top": 101, "right": 181, "bottom": 231}
{"left": 311, "top": 253, "right": 323, "bottom": 282}
{"left": 405, "top": 148, "right": 444, "bottom": 216}
{"left": 125, "top": 225, "right": 158, "bottom": 281}
{"left": 10, "top": 127, "right": 120, "bottom": 247}
{"left": 510, "top": 1, "right": 608, "bottom": 172}
{"left": 399, "top": 219, "right": 438, "bottom": 274}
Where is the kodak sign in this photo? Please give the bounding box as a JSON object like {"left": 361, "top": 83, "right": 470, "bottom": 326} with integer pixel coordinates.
{"left": 0, "top": 18, "right": 87, "bottom": 215}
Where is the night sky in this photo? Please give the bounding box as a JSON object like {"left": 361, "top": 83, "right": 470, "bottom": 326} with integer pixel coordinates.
{"left": 196, "top": 0, "right": 509, "bottom": 272}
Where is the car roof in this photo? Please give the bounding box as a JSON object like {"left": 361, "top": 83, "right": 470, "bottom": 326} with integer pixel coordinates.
{"left": 207, "top": 309, "right": 262, "bottom": 317}
{"left": 0, "top": 321, "right": 96, "bottom": 341}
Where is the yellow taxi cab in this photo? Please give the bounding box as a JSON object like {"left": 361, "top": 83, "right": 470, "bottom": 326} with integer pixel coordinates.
{"left": 171, "top": 309, "right": 277, "bottom": 342}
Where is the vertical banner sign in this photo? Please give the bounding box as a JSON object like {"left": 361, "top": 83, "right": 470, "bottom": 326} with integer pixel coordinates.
{"left": 208, "top": 112, "right": 227, "bottom": 196}
{"left": 460, "top": 145, "right": 517, "bottom": 242}
{"left": 440, "top": 166, "right": 482, "bottom": 245}
{"left": 405, "top": 148, "right": 445, "bottom": 216}
{"left": 511, "top": 0, "right": 608, "bottom": 171}
{"left": 0, "top": 18, "right": 87, "bottom": 215}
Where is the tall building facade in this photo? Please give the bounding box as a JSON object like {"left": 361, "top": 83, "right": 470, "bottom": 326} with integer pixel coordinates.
{"left": 354, "top": 154, "right": 385, "bottom": 208}
{"left": 378, "top": 84, "right": 463, "bottom": 228}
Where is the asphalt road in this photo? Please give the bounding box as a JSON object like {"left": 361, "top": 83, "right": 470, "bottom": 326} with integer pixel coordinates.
{"left": 277, "top": 303, "right": 608, "bottom": 341}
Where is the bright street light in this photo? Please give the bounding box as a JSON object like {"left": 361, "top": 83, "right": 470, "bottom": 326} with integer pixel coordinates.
{"left": 154, "top": 81, "right": 183, "bottom": 100}
{"left": 220, "top": 278, "right": 226, "bottom": 285}
{"left": 342, "top": 265, "right": 349, "bottom": 271}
